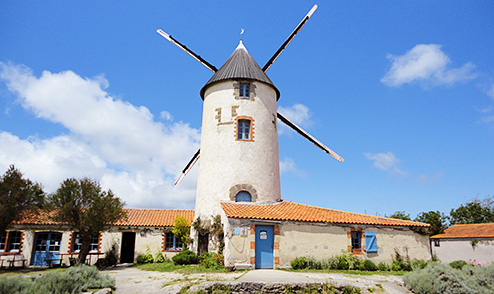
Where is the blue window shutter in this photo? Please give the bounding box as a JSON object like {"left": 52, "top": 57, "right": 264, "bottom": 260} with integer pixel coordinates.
{"left": 364, "top": 231, "right": 377, "bottom": 253}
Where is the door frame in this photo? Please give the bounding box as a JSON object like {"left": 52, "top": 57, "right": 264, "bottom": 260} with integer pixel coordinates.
{"left": 31, "top": 231, "right": 63, "bottom": 266}
{"left": 120, "top": 232, "right": 136, "bottom": 263}
{"left": 255, "top": 225, "right": 274, "bottom": 269}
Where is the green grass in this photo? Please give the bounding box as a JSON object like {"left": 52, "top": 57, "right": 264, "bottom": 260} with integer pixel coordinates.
{"left": 135, "top": 261, "right": 229, "bottom": 274}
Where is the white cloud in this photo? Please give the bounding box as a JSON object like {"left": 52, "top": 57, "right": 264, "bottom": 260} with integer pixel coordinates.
{"left": 418, "top": 172, "right": 443, "bottom": 183}
{"left": 279, "top": 157, "right": 305, "bottom": 177}
{"left": 488, "top": 84, "right": 494, "bottom": 99}
{"left": 364, "top": 152, "right": 407, "bottom": 176}
{"left": 0, "top": 62, "right": 200, "bottom": 209}
{"left": 277, "top": 103, "right": 312, "bottom": 135}
{"left": 478, "top": 106, "right": 494, "bottom": 124}
{"left": 381, "top": 44, "right": 476, "bottom": 87}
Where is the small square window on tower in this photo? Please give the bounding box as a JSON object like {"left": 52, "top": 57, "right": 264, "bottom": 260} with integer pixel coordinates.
{"left": 237, "top": 119, "right": 251, "bottom": 140}
{"left": 239, "top": 83, "right": 250, "bottom": 98}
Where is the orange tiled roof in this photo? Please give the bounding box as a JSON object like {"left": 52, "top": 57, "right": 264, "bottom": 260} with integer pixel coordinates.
{"left": 115, "top": 208, "right": 194, "bottom": 227}
{"left": 431, "top": 223, "right": 494, "bottom": 239}
{"left": 221, "top": 201, "right": 429, "bottom": 227}
{"left": 15, "top": 208, "right": 194, "bottom": 228}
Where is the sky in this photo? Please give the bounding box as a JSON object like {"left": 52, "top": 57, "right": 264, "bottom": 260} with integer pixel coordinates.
{"left": 1, "top": 1, "right": 493, "bottom": 218}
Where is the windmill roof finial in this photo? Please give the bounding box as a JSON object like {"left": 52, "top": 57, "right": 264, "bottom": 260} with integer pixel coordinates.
{"left": 240, "top": 28, "right": 244, "bottom": 41}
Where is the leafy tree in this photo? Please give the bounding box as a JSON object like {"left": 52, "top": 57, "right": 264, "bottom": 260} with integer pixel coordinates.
{"left": 389, "top": 211, "right": 411, "bottom": 220}
{"left": 450, "top": 198, "right": 494, "bottom": 225}
{"left": 0, "top": 165, "right": 45, "bottom": 235}
{"left": 172, "top": 215, "right": 191, "bottom": 251}
{"left": 49, "top": 178, "right": 126, "bottom": 264}
{"left": 414, "top": 211, "right": 449, "bottom": 236}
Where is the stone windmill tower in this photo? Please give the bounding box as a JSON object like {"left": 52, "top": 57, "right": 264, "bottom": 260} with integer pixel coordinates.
{"left": 157, "top": 5, "right": 343, "bottom": 251}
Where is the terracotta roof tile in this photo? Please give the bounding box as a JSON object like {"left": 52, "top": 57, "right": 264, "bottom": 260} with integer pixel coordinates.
{"left": 431, "top": 223, "right": 494, "bottom": 239}
{"left": 221, "top": 201, "right": 429, "bottom": 227}
{"left": 15, "top": 208, "right": 194, "bottom": 228}
{"left": 115, "top": 208, "right": 194, "bottom": 227}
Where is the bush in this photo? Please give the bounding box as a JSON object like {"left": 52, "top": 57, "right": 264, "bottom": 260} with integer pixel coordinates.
{"left": 378, "top": 262, "right": 390, "bottom": 271}
{"left": 172, "top": 250, "right": 198, "bottom": 265}
{"left": 291, "top": 256, "right": 308, "bottom": 270}
{"left": 154, "top": 252, "right": 166, "bottom": 263}
{"left": 392, "top": 249, "right": 412, "bottom": 271}
{"left": 0, "top": 265, "right": 115, "bottom": 294}
{"left": 404, "top": 262, "right": 494, "bottom": 294}
{"left": 449, "top": 260, "right": 468, "bottom": 270}
{"left": 363, "top": 259, "right": 378, "bottom": 271}
{"left": 199, "top": 252, "right": 224, "bottom": 269}
{"left": 136, "top": 252, "right": 154, "bottom": 264}
{"left": 307, "top": 257, "right": 323, "bottom": 270}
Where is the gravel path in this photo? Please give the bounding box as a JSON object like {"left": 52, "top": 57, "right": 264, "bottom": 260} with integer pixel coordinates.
{"left": 104, "top": 266, "right": 413, "bottom": 294}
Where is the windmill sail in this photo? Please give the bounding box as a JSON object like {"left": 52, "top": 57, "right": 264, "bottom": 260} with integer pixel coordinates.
{"left": 262, "top": 5, "right": 318, "bottom": 72}
{"left": 157, "top": 29, "right": 218, "bottom": 72}
{"left": 174, "top": 149, "right": 201, "bottom": 186}
{"left": 277, "top": 112, "right": 344, "bottom": 162}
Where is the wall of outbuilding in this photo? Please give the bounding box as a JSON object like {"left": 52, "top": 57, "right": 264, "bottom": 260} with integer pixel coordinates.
{"left": 224, "top": 218, "right": 431, "bottom": 268}
{"left": 431, "top": 238, "right": 494, "bottom": 265}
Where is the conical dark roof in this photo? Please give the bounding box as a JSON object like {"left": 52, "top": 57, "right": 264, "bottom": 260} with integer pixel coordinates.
{"left": 200, "top": 41, "right": 280, "bottom": 99}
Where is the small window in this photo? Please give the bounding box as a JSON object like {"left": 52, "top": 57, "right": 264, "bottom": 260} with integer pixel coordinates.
{"left": 237, "top": 119, "right": 251, "bottom": 140}
{"left": 235, "top": 191, "right": 252, "bottom": 202}
{"left": 434, "top": 239, "right": 440, "bottom": 247}
{"left": 71, "top": 232, "right": 99, "bottom": 252}
{"left": 0, "top": 232, "right": 6, "bottom": 252}
{"left": 351, "top": 231, "right": 361, "bottom": 249}
{"left": 1, "top": 231, "right": 22, "bottom": 252}
{"left": 239, "top": 83, "right": 250, "bottom": 98}
{"left": 165, "top": 232, "right": 182, "bottom": 251}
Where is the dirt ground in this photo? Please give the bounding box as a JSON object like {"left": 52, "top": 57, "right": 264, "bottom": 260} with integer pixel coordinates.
{"left": 103, "top": 266, "right": 413, "bottom": 294}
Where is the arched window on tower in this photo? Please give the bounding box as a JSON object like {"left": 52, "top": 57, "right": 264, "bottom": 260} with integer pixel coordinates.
{"left": 235, "top": 191, "right": 252, "bottom": 202}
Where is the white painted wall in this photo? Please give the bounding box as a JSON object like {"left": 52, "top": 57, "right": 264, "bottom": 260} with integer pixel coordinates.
{"left": 224, "top": 219, "right": 431, "bottom": 268}
{"left": 195, "top": 80, "right": 281, "bottom": 221}
{"left": 432, "top": 238, "right": 494, "bottom": 266}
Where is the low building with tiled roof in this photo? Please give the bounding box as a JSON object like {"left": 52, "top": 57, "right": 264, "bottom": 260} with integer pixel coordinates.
{"left": 1, "top": 208, "right": 193, "bottom": 267}
{"left": 430, "top": 223, "right": 494, "bottom": 265}
{"left": 219, "top": 201, "right": 430, "bottom": 268}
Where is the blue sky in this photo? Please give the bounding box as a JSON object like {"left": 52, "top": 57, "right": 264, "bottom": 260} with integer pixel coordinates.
{"left": 1, "top": 1, "right": 493, "bottom": 218}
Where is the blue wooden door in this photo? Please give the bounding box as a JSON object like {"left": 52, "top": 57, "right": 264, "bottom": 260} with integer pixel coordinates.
{"left": 32, "top": 232, "right": 62, "bottom": 266}
{"left": 255, "top": 225, "right": 273, "bottom": 269}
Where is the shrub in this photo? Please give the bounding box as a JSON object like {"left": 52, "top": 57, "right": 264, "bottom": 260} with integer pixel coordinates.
{"left": 104, "top": 241, "right": 119, "bottom": 267}
{"left": 0, "top": 276, "right": 33, "bottom": 294}
{"left": 172, "top": 249, "right": 198, "bottom": 265}
{"left": 378, "top": 262, "right": 390, "bottom": 271}
{"left": 363, "top": 259, "right": 378, "bottom": 271}
{"left": 0, "top": 265, "right": 115, "bottom": 294}
{"left": 411, "top": 259, "right": 429, "bottom": 270}
{"left": 404, "top": 262, "right": 494, "bottom": 294}
{"left": 449, "top": 260, "right": 468, "bottom": 270}
{"left": 136, "top": 252, "right": 154, "bottom": 264}
{"left": 199, "top": 252, "right": 224, "bottom": 269}
{"left": 291, "top": 256, "right": 308, "bottom": 270}
{"left": 392, "top": 249, "right": 412, "bottom": 271}
{"left": 307, "top": 257, "right": 323, "bottom": 269}
{"left": 154, "top": 252, "right": 166, "bottom": 263}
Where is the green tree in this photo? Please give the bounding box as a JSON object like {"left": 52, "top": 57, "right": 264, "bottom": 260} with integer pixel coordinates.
{"left": 0, "top": 165, "right": 45, "bottom": 235}
{"left": 172, "top": 215, "right": 191, "bottom": 251}
{"left": 450, "top": 198, "right": 494, "bottom": 224}
{"left": 414, "top": 211, "right": 449, "bottom": 236}
{"left": 389, "top": 211, "right": 411, "bottom": 220}
{"left": 49, "top": 178, "right": 126, "bottom": 264}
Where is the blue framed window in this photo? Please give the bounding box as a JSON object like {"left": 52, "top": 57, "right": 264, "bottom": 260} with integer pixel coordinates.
{"left": 237, "top": 119, "right": 251, "bottom": 140}
{"left": 235, "top": 191, "right": 252, "bottom": 202}
{"left": 239, "top": 83, "right": 250, "bottom": 98}
{"left": 351, "top": 231, "right": 361, "bottom": 249}
{"left": 165, "top": 232, "right": 182, "bottom": 251}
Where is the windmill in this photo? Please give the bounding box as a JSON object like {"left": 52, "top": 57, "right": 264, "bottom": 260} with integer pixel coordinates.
{"left": 157, "top": 4, "right": 343, "bottom": 222}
